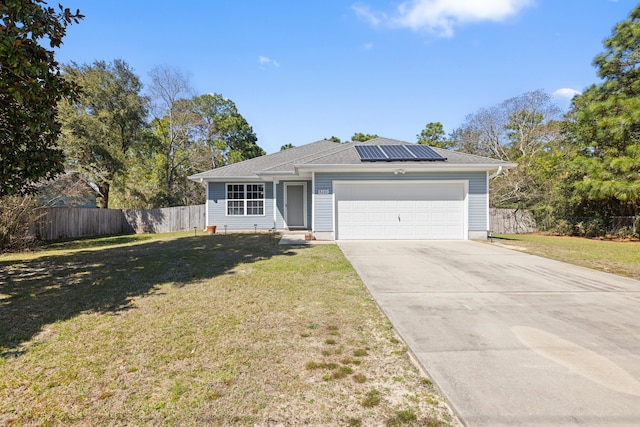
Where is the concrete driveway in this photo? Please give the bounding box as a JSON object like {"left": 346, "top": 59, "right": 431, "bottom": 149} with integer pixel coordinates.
{"left": 338, "top": 240, "right": 640, "bottom": 426}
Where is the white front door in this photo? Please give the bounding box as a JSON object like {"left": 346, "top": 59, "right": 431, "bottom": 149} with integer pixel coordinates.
{"left": 285, "top": 183, "right": 306, "bottom": 228}
{"left": 335, "top": 182, "right": 466, "bottom": 240}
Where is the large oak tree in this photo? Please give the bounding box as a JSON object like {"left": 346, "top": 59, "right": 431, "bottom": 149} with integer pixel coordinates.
{"left": 58, "top": 60, "right": 147, "bottom": 207}
{"left": 0, "top": 1, "right": 82, "bottom": 196}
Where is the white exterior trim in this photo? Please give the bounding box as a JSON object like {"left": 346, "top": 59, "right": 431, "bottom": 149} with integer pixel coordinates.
{"left": 485, "top": 171, "right": 490, "bottom": 231}
{"left": 205, "top": 182, "right": 210, "bottom": 227}
{"left": 311, "top": 172, "right": 315, "bottom": 231}
{"left": 225, "top": 183, "right": 266, "bottom": 217}
{"left": 295, "top": 163, "right": 513, "bottom": 174}
{"left": 273, "top": 181, "right": 277, "bottom": 230}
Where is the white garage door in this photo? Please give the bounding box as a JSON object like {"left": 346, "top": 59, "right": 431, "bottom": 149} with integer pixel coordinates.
{"left": 335, "top": 182, "right": 466, "bottom": 240}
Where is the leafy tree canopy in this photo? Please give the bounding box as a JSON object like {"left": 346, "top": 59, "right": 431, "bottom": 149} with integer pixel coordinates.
{"left": 58, "top": 59, "right": 147, "bottom": 207}
{"left": 416, "top": 122, "right": 454, "bottom": 148}
{"left": 351, "top": 132, "right": 379, "bottom": 142}
{"left": 0, "top": 1, "right": 83, "bottom": 197}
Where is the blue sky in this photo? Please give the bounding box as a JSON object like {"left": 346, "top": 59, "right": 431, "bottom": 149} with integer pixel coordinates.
{"left": 56, "top": 0, "right": 634, "bottom": 154}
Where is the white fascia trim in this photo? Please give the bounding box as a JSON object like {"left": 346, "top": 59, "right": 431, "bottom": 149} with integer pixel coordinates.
{"left": 258, "top": 171, "right": 314, "bottom": 180}
{"left": 256, "top": 171, "right": 297, "bottom": 178}
{"left": 205, "top": 181, "right": 210, "bottom": 227}
{"left": 295, "top": 163, "right": 515, "bottom": 174}
{"left": 196, "top": 176, "right": 264, "bottom": 183}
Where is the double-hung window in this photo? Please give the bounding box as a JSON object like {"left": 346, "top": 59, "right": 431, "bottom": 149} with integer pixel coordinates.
{"left": 226, "top": 184, "right": 264, "bottom": 216}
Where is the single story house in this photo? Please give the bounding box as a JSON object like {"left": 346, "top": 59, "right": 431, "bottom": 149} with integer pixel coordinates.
{"left": 188, "top": 137, "right": 515, "bottom": 240}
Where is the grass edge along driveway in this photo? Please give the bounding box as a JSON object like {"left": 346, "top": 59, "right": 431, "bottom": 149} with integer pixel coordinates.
{"left": 492, "top": 233, "right": 640, "bottom": 281}
{"left": 0, "top": 232, "right": 459, "bottom": 426}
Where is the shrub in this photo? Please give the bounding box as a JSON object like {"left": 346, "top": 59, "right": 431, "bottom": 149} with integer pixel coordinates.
{"left": 616, "top": 226, "right": 636, "bottom": 239}
{"left": 576, "top": 218, "right": 607, "bottom": 237}
{"left": 0, "top": 195, "right": 41, "bottom": 252}
{"left": 553, "top": 219, "right": 574, "bottom": 236}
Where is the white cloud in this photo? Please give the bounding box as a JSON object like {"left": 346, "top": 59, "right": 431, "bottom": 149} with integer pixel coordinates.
{"left": 553, "top": 88, "right": 581, "bottom": 99}
{"left": 355, "top": 0, "right": 534, "bottom": 37}
{"left": 352, "top": 4, "right": 384, "bottom": 26}
{"left": 258, "top": 56, "right": 279, "bottom": 67}
{"left": 363, "top": 42, "right": 374, "bottom": 50}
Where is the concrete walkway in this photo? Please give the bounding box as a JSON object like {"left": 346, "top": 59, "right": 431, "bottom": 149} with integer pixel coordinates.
{"left": 278, "top": 232, "right": 335, "bottom": 245}
{"left": 339, "top": 240, "right": 640, "bottom": 426}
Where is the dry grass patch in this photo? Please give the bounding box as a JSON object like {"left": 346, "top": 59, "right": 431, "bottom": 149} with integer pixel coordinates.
{"left": 0, "top": 232, "right": 459, "bottom": 425}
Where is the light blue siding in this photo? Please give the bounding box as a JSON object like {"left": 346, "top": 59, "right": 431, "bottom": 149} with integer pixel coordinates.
{"left": 313, "top": 171, "right": 488, "bottom": 234}
{"left": 207, "top": 180, "right": 312, "bottom": 231}
{"left": 207, "top": 173, "right": 489, "bottom": 234}
{"left": 207, "top": 182, "right": 275, "bottom": 230}
{"left": 314, "top": 194, "right": 334, "bottom": 232}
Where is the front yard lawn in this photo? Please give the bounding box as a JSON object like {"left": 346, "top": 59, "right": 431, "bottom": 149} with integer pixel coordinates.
{"left": 0, "top": 233, "right": 457, "bottom": 426}
{"left": 492, "top": 234, "right": 640, "bottom": 280}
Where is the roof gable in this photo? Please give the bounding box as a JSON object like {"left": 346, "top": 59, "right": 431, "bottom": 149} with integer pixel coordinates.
{"left": 188, "top": 139, "right": 339, "bottom": 179}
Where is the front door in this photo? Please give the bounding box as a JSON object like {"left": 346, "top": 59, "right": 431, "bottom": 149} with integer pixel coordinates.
{"left": 285, "top": 184, "right": 305, "bottom": 228}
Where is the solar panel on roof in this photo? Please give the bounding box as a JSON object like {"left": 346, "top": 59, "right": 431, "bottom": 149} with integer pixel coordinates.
{"left": 380, "top": 145, "right": 414, "bottom": 159}
{"left": 355, "top": 144, "right": 447, "bottom": 162}
{"left": 405, "top": 145, "right": 447, "bottom": 161}
{"left": 355, "top": 145, "right": 387, "bottom": 161}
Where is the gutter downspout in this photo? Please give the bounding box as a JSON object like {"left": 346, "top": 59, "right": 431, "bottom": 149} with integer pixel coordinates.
{"left": 273, "top": 180, "right": 278, "bottom": 233}
{"left": 486, "top": 166, "right": 504, "bottom": 239}
{"left": 488, "top": 166, "right": 503, "bottom": 179}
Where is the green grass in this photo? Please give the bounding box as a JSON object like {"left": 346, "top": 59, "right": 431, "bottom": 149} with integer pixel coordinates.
{"left": 362, "top": 389, "right": 382, "bottom": 407}
{"left": 492, "top": 234, "right": 640, "bottom": 280}
{"left": 0, "top": 232, "right": 456, "bottom": 425}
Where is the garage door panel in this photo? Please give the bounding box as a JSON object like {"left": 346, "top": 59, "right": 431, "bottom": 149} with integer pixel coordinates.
{"left": 336, "top": 182, "right": 466, "bottom": 240}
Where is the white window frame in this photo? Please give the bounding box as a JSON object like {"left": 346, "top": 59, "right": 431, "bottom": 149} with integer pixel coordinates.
{"left": 226, "top": 183, "right": 265, "bottom": 216}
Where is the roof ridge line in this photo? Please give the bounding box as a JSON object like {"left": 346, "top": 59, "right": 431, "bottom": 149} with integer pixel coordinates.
{"left": 260, "top": 140, "right": 341, "bottom": 171}
{"left": 292, "top": 140, "right": 363, "bottom": 165}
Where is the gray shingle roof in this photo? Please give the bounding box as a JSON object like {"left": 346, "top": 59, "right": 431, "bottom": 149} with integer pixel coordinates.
{"left": 188, "top": 139, "right": 339, "bottom": 179}
{"left": 188, "top": 137, "right": 512, "bottom": 180}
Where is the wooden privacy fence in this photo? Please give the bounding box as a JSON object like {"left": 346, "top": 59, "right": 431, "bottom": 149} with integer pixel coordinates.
{"left": 489, "top": 208, "right": 536, "bottom": 234}
{"left": 122, "top": 205, "right": 205, "bottom": 234}
{"left": 32, "top": 205, "right": 205, "bottom": 241}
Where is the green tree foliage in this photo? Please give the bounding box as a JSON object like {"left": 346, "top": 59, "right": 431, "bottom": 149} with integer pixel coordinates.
{"left": 192, "top": 93, "right": 263, "bottom": 167}
{"left": 351, "top": 132, "right": 379, "bottom": 142}
{"left": 416, "top": 122, "right": 453, "bottom": 148}
{"left": 325, "top": 136, "right": 341, "bottom": 143}
{"left": 58, "top": 60, "right": 147, "bottom": 207}
{"left": 0, "top": 1, "right": 83, "bottom": 197}
{"left": 142, "top": 66, "right": 264, "bottom": 207}
{"left": 563, "top": 4, "right": 640, "bottom": 218}
{"left": 280, "top": 143, "right": 295, "bottom": 151}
